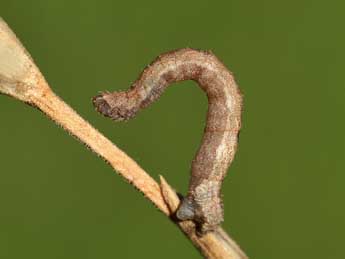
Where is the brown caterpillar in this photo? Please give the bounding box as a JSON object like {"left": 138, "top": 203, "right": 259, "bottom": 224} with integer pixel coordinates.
{"left": 92, "top": 48, "right": 242, "bottom": 233}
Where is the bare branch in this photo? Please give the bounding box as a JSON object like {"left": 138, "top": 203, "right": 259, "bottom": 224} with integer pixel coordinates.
{"left": 0, "top": 17, "right": 247, "bottom": 259}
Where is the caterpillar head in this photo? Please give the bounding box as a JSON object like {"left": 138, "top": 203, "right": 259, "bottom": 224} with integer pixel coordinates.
{"left": 92, "top": 91, "right": 139, "bottom": 121}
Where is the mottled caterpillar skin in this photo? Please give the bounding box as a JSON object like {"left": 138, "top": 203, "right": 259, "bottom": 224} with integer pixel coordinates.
{"left": 92, "top": 48, "right": 242, "bottom": 233}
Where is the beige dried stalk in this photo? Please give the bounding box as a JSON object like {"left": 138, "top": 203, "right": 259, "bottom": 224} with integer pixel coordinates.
{"left": 0, "top": 18, "right": 247, "bottom": 259}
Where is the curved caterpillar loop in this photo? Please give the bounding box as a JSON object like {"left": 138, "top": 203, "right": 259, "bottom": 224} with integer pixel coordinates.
{"left": 92, "top": 48, "right": 242, "bottom": 233}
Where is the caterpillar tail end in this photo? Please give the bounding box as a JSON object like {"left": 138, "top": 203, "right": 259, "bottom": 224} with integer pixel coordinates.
{"left": 176, "top": 198, "right": 196, "bottom": 221}
{"left": 176, "top": 197, "right": 220, "bottom": 234}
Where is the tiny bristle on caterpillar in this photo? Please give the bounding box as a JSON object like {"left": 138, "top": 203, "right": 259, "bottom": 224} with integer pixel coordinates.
{"left": 92, "top": 48, "right": 242, "bottom": 233}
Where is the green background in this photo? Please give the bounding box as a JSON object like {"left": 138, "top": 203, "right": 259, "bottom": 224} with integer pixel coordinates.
{"left": 0, "top": 1, "right": 344, "bottom": 258}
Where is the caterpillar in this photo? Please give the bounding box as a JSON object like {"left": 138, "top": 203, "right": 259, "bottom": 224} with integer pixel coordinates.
{"left": 92, "top": 48, "right": 242, "bottom": 233}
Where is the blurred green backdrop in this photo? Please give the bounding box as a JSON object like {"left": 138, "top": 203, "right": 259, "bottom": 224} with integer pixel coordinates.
{"left": 0, "top": 1, "right": 344, "bottom": 258}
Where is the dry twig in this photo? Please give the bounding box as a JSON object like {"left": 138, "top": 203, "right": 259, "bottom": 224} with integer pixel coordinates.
{"left": 0, "top": 17, "right": 247, "bottom": 259}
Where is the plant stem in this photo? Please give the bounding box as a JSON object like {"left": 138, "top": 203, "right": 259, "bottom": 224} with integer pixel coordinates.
{"left": 0, "top": 17, "right": 247, "bottom": 259}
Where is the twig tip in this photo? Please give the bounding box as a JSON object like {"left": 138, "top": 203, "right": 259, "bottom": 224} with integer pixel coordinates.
{"left": 159, "top": 175, "right": 181, "bottom": 213}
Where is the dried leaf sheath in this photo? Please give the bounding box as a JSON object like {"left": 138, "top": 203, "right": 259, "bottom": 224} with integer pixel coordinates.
{"left": 93, "top": 48, "right": 242, "bottom": 232}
